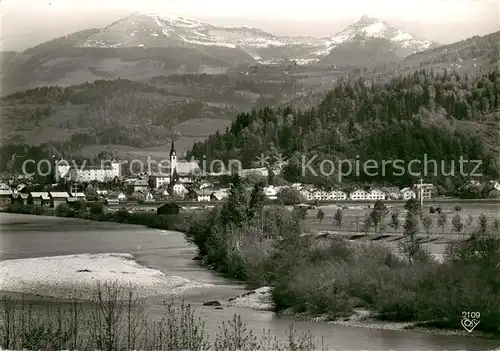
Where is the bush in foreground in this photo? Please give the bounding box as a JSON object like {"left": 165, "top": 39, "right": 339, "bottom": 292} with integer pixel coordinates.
{"left": 0, "top": 282, "right": 328, "bottom": 351}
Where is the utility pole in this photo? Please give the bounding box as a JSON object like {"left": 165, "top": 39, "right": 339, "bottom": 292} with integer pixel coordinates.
{"left": 51, "top": 155, "right": 57, "bottom": 184}
{"left": 71, "top": 183, "right": 78, "bottom": 197}
{"left": 419, "top": 178, "right": 424, "bottom": 220}
{"left": 261, "top": 206, "right": 264, "bottom": 238}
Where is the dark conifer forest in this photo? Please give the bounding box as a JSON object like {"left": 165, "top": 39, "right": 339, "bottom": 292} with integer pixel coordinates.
{"left": 189, "top": 69, "right": 500, "bottom": 188}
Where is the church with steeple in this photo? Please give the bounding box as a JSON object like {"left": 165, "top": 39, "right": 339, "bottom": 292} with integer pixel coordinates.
{"left": 148, "top": 136, "right": 201, "bottom": 190}
{"left": 169, "top": 137, "right": 179, "bottom": 184}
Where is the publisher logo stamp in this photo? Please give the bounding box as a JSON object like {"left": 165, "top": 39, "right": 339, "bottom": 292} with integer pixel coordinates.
{"left": 461, "top": 311, "right": 480, "bottom": 333}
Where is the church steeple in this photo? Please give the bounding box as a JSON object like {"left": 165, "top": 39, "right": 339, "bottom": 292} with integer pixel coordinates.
{"left": 169, "top": 134, "right": 178, "bottom": 182}
{"left": 169, "top": 136, "right": 176, "bottom": 157}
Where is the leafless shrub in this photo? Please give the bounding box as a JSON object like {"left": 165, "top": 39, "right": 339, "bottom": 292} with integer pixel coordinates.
{"left": 0, "top": 282, "right": 328, "bottom": 351}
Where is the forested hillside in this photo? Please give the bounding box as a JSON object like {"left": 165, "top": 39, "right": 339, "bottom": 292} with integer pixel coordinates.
{"left": 189, "top": 69, "right": 500, "bottom": 188}
{"left": 0, "top": 74, "right": 296, "bottom": 151}
{"left": 290, "top": 30, "right": 500, "bottom": 110}
{"left": 404, "top": 31, "right": 499, "bottom": 70}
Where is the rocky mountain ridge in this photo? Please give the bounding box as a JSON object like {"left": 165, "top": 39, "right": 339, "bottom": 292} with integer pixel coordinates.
{"left": 79, "top": 13, "right": 438, "bottom": 64}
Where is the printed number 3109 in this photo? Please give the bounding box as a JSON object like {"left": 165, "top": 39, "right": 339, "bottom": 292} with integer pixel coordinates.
{"left": 461, "top": 311, "right": 480, "bottom": 333}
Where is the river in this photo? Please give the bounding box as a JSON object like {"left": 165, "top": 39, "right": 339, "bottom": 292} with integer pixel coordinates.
{"left": 0, "top": 213, "right": 498, "bottom": 351}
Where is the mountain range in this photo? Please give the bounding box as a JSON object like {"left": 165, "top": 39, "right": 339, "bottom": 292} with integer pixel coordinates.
{"left": 1, "top": 14, "right": 438, "bottom": 93}
{"left": 80, "top": 13, "right": 437, "bottom": 64}
{"left": 1, "top": 13, "right": 498, "bottom": 169}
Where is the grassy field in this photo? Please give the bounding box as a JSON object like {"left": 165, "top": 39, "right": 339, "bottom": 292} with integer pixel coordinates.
{"left": 301, "top": 202, "right": 499, "bottom": 236}
{"left": 107, "top": 200, "right": 499, "bottom": 239}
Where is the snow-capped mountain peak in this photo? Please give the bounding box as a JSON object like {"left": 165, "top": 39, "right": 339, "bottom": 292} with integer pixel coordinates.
{"left": 140, "top": 12, "right": 205, "bottom": 29}
{"left": 79, "top": 13, "right": 438, "bottom": 65}
{"left": 358, "top": 14, "right": 380, "bottom": 24}
{"left": 323, "top": 15, "right": 436, "bottom": 53}
{"left": 81, "top": 12, "right": 286, "bottom": 50}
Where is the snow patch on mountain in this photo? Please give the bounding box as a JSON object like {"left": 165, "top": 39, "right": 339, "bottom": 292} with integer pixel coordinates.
{"left": 79, "top": 13, "right": 437, "bottom": 64}
{"left": 316, "top": 15, "right": 435, "bottom": 56}
{"left": 362, "top": 22, "right": 387, "bottom": 36}
{"left": 182, "top": 36, "right": 237, "bottom": 48}
{"left": 392, "top": 30, "right": 413, "bottom": 42}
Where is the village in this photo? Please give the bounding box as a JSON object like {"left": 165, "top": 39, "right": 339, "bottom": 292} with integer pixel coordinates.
{"left": 0, "top": 180, "right": 436, "bottom": 209}
{"left": 1, "top": 139, "right": 500, "bottom": 212}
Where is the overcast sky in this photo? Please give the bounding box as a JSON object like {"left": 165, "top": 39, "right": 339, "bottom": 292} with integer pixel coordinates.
{"left": 1, "top": 0, "right": 498, "bottom": 51}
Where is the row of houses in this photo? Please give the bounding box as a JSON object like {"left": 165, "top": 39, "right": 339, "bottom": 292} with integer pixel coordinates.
{"left": 101, "top": 183, "right": 429, "bottom": 204}
{"left": 296, "top": 186, "right": 421, "bottom": 202}
{"left": 103, "top": 186, "right": 228, "bottom": 204}
{"left": 0, "top": 181, "right": 433, "bottom": 210}
{"left": 190, "top": 184, "right": 425, "bottom": 203}
{"left": 0, "top": 189, "right": 87, "bottom": 208}
{"left": 265, "top": 183, "right": 428, "bottom": 202}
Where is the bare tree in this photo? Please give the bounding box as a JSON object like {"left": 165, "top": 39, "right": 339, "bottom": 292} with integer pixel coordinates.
{"left": 466, "top": 214, "right": 475, "bottom": 230}
{"left": 452, "top": 214, "right": 464, "bottom": 236}
{"left": 422, "top": 215, "right": 433, "bottom": 237}
{"left": 438, "top": 213, "right": 448, "bottom": 234}
{"left": 389, "top": 211, "right": 400, "bottom": 234}
{"left": 369, "top": 200, "right": 389, "bottom": 233}
{"left": 399, "top": 211, "right": 421, "bottom": 264}
{"left": 479, "top": 213, "right": 488, "bottom": 236}
{"left": 316, "top": 209, "right": 325, "bottom": 223}
{"left": 334, "top": 209, "right": 343, "bottom": 228}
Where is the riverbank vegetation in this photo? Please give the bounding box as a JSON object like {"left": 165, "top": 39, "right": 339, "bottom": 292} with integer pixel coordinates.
{"left": 4, "top": 200, "right": 192, "bottom": 233}
{"left": 0, "top": 282, "right": 325, "bottom": 351}
{"left": 183, "top": 175, "right": 500, "bottom": 334}
{"left": 4, "top": 180, "right": 500, "bottom": 335}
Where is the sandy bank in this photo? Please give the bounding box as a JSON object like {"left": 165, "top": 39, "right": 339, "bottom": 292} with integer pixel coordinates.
{"left": 0, "top": 253, "right": 213, "bottom": 300}
{"left": 228, "top": 286, "right": 273, "bottom": 311}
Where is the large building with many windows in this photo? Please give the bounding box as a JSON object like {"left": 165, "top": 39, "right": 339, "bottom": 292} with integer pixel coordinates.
{"left": 55, "top": 159, "right": 121, "bottom": 183}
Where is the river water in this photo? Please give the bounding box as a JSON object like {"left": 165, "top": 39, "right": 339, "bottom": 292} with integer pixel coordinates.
{"left": 0, "top": 213, "right": 498, "bottom": 351}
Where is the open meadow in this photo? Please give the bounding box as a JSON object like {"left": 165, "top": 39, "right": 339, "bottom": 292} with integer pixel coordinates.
{"left": 109, "top": 200, "right": 499, "bottom": 239}
{"left": 301, "top": 201, "right": 499, "bottom": 237}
